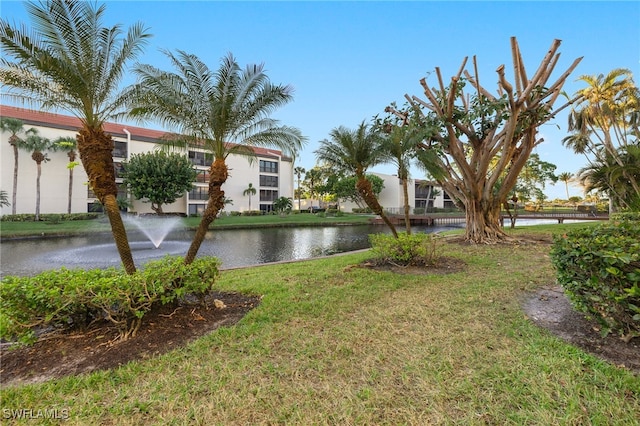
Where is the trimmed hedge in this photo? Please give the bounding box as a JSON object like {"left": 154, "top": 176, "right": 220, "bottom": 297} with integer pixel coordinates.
{"left": 550, "top": 221, "right": 640, "bottom": 341}
{"left": 0, "top": 256, "right": 221, "bottom": 344}
{"left": 1, "top": 213, "right": 99, "bottom": 222}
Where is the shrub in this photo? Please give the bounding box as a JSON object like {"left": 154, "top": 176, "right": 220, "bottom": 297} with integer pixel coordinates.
{"left": 0, "top": 256, "right": 221, "bottom": 344}
{"left": 369, "top": 232, "right": 441, "bottom": 267}
{"left": 0, "top": 213, "right": 99, "bottom": 222}
{"left": 610, "top": 212, "right": 640, "bottom": 222}
{"left": 550, "top": 222, "right": 640, "bottom": 341}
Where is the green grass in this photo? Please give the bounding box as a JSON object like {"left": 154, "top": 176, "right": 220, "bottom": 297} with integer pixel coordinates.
{"left": 1, "top": 223, "right": 638, "bottom": 424}
{"left": 0, "top": 212, "right": 373, "bottom": 238}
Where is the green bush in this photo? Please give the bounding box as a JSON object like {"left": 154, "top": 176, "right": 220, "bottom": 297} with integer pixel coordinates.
{"left": 0, "top": 256, "right": 221, "bottom": 344}
{"left": 352, "top": 207, "right": 373, "bottom": 214}
{"left": 0, "top": 213, "right": 99, "bottom": 222}
{"left": 550, "top": 222, "right": 640, "bottom": 340}
{"left": 413, "top": 208, "right": 426, "bottom": 215}
{"left": 241, "top": 210, "right": 262, "bottom": 216}
{"left": 369, "top": 232, "right": 441, "bottom": 267}
{"left": 610, "top": 212, "right": 640, "bottom": 222}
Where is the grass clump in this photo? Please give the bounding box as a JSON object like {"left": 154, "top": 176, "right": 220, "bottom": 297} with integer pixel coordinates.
{"left": 0, "top": 256, "right": 220, "bottom": 343}
{"left": 369, "top": 232, "right": 440, "bottom": 266}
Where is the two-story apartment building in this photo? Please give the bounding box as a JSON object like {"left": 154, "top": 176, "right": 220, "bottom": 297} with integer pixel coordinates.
{"left": 0, "top": 106, "right": 294, "bottom": 216}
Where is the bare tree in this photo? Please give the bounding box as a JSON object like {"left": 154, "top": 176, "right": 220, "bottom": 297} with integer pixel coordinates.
{"left": 387, "top": 37, "right": 581, "bottom": 243}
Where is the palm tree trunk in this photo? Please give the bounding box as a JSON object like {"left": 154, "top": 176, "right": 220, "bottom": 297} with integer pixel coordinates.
{"left": 11, "top": 143, "right": 18, "bottom": 215}
{"left": 402, "top": 177, "right": 411, "bottom": 235}
{"left": 185, "top": 158, "right": 228, "bottom": 264}
{"left": 68, "top": 167, "right": 73, "bottom": 214}
{"left": 103, "top": 194, "right": 136, "bottom": 274}
{"left": 356, "top": 175, "right": 398, "bottom": 238}
{"left": 35, "top": 163, "right": 41, "bottom": 221}
{"left": 77, "top": 127, "right": 136, "bottom": 274}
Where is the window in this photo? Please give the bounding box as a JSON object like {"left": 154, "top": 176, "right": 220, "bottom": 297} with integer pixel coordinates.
{"left": 259, "top": 160, "right": 278, "bottom": 173}
{"left": 259, "top": 189, "right": 278, "bottom": 202}
{"left": 260, "top": 204, "right": 274, "bottom": 213}
{"left": 194, "top": 169, "right": 210, "bottom": 183}
{"left": 188, "top": 204, "right": 206, "bottom": 216}
{"left": 112, "top": 141, "right": 127, "bottom": 158}
{"left": 188, "top": 151, "right": 213, "bottom": 167}
{"left": 114, "top": 162, "right": 125, "bottom": 179}
{"left": 259, "top": 175, "right": 278, "bottom": 187}
{"left": 189, "top": 187, "right": 209, "bottom": 200}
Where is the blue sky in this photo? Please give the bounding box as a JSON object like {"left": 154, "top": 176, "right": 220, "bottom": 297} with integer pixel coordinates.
{"left": 2, "top": 0, "right": 639, "bottom": 199}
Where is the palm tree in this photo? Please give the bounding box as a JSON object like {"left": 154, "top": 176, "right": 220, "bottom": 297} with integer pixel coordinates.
{"left": 21, "top": 133, "right": 52, "bottom": 221}
{"left": 0, "top": 190, "right": 9, "bottom": 208}
{"left": 379, "top": 122, "right": 425, "bottom": 234}
{"left": 52, "top": 136, "right": 79, "bottom": 214}
{"left": 128, "top": 51, "right": 306, "bottom": 264}
{"left": 294, "top": 166, "right": 306, "bottom": 210}
{"left": 304, "top": 167, "right": 323, "bottom": 210}
{"left": 316, "top": 122, "right": 398, "bottom": 237}
{"left": 243, "top": 183, "right": 257, "bottom": 211}
{"left": 0, "top": 0, "right": 151, "bottom": 274}
{"left": 273, "top": 196, "right": 293, "bottom": 215}
{"left": 557, "top": 172, "right": 573, "bottom": 200}
{"left": 0, "top": 117, "right": 37, "bottom": 214}
{"left": 567, "top": 69, "right": 640, "bottom": 199}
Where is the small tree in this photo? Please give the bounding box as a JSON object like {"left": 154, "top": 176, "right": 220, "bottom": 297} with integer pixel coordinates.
{"left": 21, "top": 133, "right": 53, "bottom": 221}
{"left": 243, "top": 183, "right": 257, "bottom": 211}
{"left": 294, "top": 166, "right": 306, "bottom": 210}
{"left": 557, "top": 172, "right": 574, "bottom": 200}
{"left": 331, "top": 174, "right": 385, "bottom": 210}
{"left": 0, "top": 117, "right": 37, "bottom": 214}
{"left": 273, "top": 196, "right": 293, "bottom": 215}
{"left": 51, "top": 136, "right": 80, "bottom": 214}
{"left": 123, "top": 151, "right": 196, "bottom": 214}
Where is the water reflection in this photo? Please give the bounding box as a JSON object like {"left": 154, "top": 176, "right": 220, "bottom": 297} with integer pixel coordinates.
{"left": 1, "top": 224, "right": 459, "bottom": 277}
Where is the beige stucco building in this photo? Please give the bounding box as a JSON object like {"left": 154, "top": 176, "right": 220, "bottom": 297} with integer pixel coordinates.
{"left": 1, "top": 106, "right": 294, "bottom": 216}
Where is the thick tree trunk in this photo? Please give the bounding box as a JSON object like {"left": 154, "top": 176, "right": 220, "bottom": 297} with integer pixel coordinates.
{"left": 402, "top": 177, "right": 411, "bottom": 235}
{"left": 185, "top": 158, "right": 228, "bottom": 264}
{"left": 464, "top": 198, "right": 508, "bottom": 243}
{"left": 356, "top": 175, "right": 398, "bottom": 238}
{"left": 78, "top": 127, "right": 136, "bottom": 274}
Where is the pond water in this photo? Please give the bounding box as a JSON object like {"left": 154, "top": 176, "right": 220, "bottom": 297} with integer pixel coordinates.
{"left": 0, "top": 224, "right": 461, "bottom": 277}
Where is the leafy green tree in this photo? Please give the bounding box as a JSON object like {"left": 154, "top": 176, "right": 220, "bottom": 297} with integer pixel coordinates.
{"left": 0, "top": 117, "right": 37, "bottom": 214}
{"left": 20, "top": 133, "right": 53, "bottom": 221}
{"left": 273, "top": 196, "right": 293, "bottom": 215}
{"left": 514, "top": 154, "right": 558, "bottom": 205}
{"left": 123, "top": 151, "right": 196, "bottom": 215}
{"left": 243, "top": 183, "right": 257, "bottom": 211}
{"left": 0, "top": 0, "right": 151, "bottom": 274}
{"left": 128, "top": 51, "right": 306, "bottom": 264}
{"left": 51, "top": 136, "right": 79, "bottom": 214}
{"left": 316, "top": 122, "right": 398, "bottom": 237}
{"left": 387, "top": 37, "right": 581, "bottom": 243}
{"left": 303, "top": 167, "right": 324, "bottom": 209}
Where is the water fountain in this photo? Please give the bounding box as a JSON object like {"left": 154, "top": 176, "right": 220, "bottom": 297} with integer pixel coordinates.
{"left": 123, "top": 215, "right": 183, "bottom": 249}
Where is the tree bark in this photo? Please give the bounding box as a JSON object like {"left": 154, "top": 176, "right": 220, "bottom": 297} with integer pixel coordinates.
{"left": 78, "top": 127, "right": 136, "bottom": 274}
{"left": 401, "top": 176, "right": 411, "bottom": 234}
{"left": 356, "top": 175, "right": 398, "bottom": 238}
{"left": 184, "top": 158, "right": 228, "bottom": 264}
{"left": 11, "top": 140, "right": 18, "bottom": 215}
{"left": 464, "top": 198, "right": 508, "bottom": 243}
{"left": 35, "top": 162, "right": 41, "bottom": 221}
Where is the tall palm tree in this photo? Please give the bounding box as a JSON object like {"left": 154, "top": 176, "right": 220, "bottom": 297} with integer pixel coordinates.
{"left": 128, "top": 51, "right": 306, "bottom": 264}
{"left": 567, "top": 69, "right": 640, "bottom": 199}
{"left": 0, "top": 0, "right": 151, "bottom": 274}
{"left": 0, "top": 117, "right": 37, "bottom": 214}
{"left": 21, "top": 133, "right": 52, "bottom": 221}
{"left": 52, "top": 136, "right": 79, "bottom": 214}
{"left": 243, "top": 183, "right": 257, "bottom": 211}
{"left": 379, "top": 123, "right": 425, "bottom": 234}
{"left": 294, "top": 166, "right": 306, "bottom": 210}
{"left": 557, "top": 172, "right": 573, "bottom": 200}
{"left": 316, "top": 122, "right": 398, "bottom": 237}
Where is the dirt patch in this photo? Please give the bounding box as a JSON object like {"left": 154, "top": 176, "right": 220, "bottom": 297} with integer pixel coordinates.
{"left": 523, "top": 285, "right": 640, "bottom": 374}
{"left": 0, "top": 292, "right": 261, "bottom": 387}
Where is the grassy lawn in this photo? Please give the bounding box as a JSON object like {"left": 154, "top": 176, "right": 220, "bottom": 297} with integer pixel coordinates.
{"left": 1, "top": 223, "right": 638, "bottom": 424}
{"left": 0, "top": 212, "right": 374, "bottom": 238}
